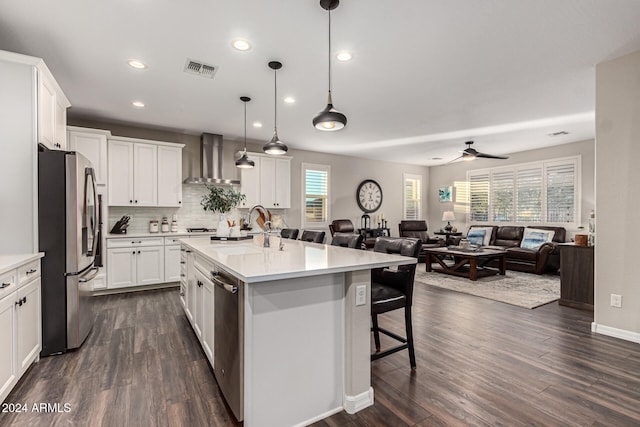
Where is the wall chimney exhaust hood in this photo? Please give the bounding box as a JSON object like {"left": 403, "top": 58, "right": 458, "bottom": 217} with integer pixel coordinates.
{"left": 184, "top": 133, "right": 240, "bottom": 185}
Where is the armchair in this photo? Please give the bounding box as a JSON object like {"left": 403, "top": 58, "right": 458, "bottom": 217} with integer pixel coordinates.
{"left": 398, "top": 220, "right": 444, "bottom": 262}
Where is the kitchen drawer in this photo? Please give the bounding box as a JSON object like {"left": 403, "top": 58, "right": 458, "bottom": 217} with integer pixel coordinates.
{"left": 0, "top": 270, "right": 17, "bottom": 300}
{"left": 194, "top": 255, "right": 213, "bottom": 277}
{"left": 107, "top": 237, "right": 164, "bottom": 248}
{"left": 18, "top": 260, "right": 40, "bottom": 285}
{"left": 164, "top": 236, "right": 184, "bottom": 246}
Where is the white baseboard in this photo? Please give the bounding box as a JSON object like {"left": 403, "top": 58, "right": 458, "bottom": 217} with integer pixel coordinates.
{"left": 592, "top": 322, "right": 640, "bottom": 344}
{"left": 293, "top": 406, "right": 344, "bottom": 427}
{"left": 344, "top": 387, "right": 374, "bottom": 414}
{"left": 92, "top": 282, "right": 178, "bottom": 296}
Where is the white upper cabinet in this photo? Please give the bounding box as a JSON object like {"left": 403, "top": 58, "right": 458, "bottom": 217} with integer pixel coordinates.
{"left": 157, "top": 145, "right": 183, "bottom": 207}
{"left": 67, "top": 127, "right": 110, "bottom": 185}
{"left": 241, "top": 153, "right": 291, "bottom": 209}
{"left": 37, "top": 65, "right": 70, "bottom": 150}
{"left": 132, "top": 143, "right": 158, "bottom": 207}
{"left": 107, "top": 136, "right": 183, "bottom": 207}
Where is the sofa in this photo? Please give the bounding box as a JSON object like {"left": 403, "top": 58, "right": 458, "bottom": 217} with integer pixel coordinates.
{"left": 454, "top": 225, "right": 566, "bottom": 275}
{"left": 398, "top": 220, "right": 445, "bottom": 262}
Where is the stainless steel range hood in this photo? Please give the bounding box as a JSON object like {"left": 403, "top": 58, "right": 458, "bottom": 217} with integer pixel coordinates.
{"left": 184, "top": 133, "right": 240, "bottom": 185}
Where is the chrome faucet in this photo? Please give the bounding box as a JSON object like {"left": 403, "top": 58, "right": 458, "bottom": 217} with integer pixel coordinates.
{"left": 263, "top": 221, "right": 272, "bottom": 248}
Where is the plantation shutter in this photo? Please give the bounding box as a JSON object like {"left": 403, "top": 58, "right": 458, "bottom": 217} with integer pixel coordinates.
{"left": 403, "top": 175, "right": 421, "bottom": 220}
{"left": 546, "top": 161, "right": 576, "bottom": 223}
{"left": 305, "top": 168, "right": 328, "bottom": 223}
{"left": 516, "top": 166, "right": 543, "bottom": 223}
{"left": 469, "top": 171, "right": 490, "bottom": 222}
{"left": 490, "top": 170, "right": 514, "bottom": 222}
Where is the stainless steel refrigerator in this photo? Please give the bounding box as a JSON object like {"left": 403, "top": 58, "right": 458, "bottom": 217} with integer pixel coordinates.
{"left": 38, "top": 149, "right": 99, "bottom": 356}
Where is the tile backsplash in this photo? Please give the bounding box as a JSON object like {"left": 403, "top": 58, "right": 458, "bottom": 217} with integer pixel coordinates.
{"left": 107, "top": 185, "right": 291, "bottom": 233}
{"left": 108, "top": 185, "right": 221, "bottom": 233}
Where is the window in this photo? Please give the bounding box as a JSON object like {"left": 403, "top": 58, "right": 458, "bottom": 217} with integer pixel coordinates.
{"left": 467, "top": 156, "right": 580, "bottom": 226}
{"left": 302, "top": 163, "right": 330, "bottom": 227}
{"left": 403, "top": 174, "right": 422, "bottom": 220}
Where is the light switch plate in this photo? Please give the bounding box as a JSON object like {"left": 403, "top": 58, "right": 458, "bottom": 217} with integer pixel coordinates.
{"left": 356, "top": 285, "right": 366, "bottom": 306}
{"left": 610, "top": 294, "right": 622, "bottom": 308}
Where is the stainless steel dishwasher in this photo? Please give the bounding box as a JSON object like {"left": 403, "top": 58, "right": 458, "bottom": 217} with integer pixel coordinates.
{"left": 211, "top": 266, "right": 244, "bottom": 421}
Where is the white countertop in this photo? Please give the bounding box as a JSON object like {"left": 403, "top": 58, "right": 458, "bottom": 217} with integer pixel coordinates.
{"left": 0, "top": 253, "right": 44, "bottom": 275}
{"left": 180, "top": 237, "right": 417, "bottom": 283}
{"left": 107, "top": 230, "right": 262, "bottom": 239}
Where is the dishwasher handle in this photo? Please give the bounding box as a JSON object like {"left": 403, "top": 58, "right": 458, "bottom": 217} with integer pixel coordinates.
{"left": 211, "top": 274, "right": 238, "bottom": 294}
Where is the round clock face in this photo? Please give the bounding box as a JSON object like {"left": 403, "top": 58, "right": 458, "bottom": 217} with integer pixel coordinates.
{"left": 356, "top": 179, "right": 383, "bottom": 213}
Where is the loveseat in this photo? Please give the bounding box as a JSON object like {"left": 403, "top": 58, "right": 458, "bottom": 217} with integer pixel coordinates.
{"left": 454, "top": 225, "right": 566, "bottom": 275}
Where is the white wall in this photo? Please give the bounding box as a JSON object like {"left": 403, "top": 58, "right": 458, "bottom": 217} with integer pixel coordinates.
{"left": 593, "top": 49, "right": 640, "bottom": 341}
{"left": 426, "top": 139, "right": 595, "bottom": 237}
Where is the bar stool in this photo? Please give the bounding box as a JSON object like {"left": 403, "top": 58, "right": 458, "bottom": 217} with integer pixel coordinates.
{"left": 370, "top": 237, "right": 422, "bottom": 369}
{"left": 330, "top": 232, "right": 363, "bottom": 249}
{"left": 300, "top": 230, "right": 326, "bottom": 243}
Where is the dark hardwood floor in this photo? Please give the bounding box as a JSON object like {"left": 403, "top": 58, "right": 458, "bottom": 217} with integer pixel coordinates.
{"left": 2, "top": 275, "right": 640, "bottom": 426}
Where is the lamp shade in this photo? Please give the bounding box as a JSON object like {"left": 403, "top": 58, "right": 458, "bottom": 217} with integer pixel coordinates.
{"left": 442, "top": 211, "right": 456, "bottom": 221}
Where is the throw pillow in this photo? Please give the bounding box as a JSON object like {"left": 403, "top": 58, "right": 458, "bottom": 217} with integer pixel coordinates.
{"left": 467, "top": 229, "right": 486, "bottom": 246}
{"left": 520, "top": 228, "right": 554, "bottom": 250}
{"left": 468, "top": 226, "right": 494, "bottom": 246}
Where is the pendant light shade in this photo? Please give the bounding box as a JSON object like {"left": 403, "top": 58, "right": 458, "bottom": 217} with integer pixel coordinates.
{"left": 263, "top": 61, "right": 288, "bottom": 155}
{"left": 236, "top": 96, "right": 255, "bottom": 169}
{"left": 313, "top": 0, "right": 347, "bottom": 131}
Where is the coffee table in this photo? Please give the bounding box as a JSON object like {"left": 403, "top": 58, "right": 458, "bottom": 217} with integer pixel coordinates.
{"left": 424, "top": 246, "right": 506, "bottom": 281}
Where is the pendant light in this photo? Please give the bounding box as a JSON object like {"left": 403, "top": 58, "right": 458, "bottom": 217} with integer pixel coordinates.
{"left": 313, "top": 0, "right": 347, "bottom": 131}
{"left": 263, "top": 61, "right": 288, "bottom": 155}
{"left": 236, "top": 96, "right": 255, "bottom": 169}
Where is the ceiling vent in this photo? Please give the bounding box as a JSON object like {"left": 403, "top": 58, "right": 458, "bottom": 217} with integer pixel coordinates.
{"left": 183, "top": 59, "right": 217, "bottom": 79}
{"left": 548, "top": 131, "right": 569, "bottom": 136}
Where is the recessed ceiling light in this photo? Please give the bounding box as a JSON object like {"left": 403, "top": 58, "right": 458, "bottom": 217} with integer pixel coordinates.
{"left": 232, "top": 39, "right": 252, "bottom": 51}
{"left": 127, "top": 59, "right": 147, "bottom": 69}
{"left": 548, "top": 131, "right": 569, "bottom": 136}
{"left": 284, "top": 97, "right": 295, "bottom": 104}
{"left": 336, "top": 51, "right": 352, "bottom": 62}
{"left": 132, "top": 101, "right": 145, "bottom": 108}
{"left": 253, "top": 122, "right": 263, "bottom": 128}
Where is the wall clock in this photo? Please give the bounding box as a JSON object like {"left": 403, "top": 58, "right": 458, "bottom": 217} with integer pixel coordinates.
{"left": 356, "top": 179, "right": 383, "bottom": 213}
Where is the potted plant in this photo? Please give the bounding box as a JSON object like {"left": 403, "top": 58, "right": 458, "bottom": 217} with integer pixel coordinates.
{"left": 201, "top": 186, "right": 246, "bottom": 236}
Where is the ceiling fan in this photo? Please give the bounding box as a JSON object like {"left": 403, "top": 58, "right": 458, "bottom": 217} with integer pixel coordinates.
{"left": 448, "top": 141, "right": 509, "bottom": 163}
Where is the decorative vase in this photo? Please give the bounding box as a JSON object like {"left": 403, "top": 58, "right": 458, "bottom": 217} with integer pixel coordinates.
{"left": 217, "top": 213, "right": 230, "bottom": 237}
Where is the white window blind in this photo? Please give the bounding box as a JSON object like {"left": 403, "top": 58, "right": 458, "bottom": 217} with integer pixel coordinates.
{"left": 491, "top": 170, "right": 514, "bottom": 222}
{"left": 466, "top": 156, "right": 580, "bottom": 226}
{"left": 302, "top": 163, "right": 330, "bottom": 227}
{"left": 469, "top": 172, "right": 489, "bottom": 222}
{"left": 403, "top": 174, "right": 422, "bottom": 220}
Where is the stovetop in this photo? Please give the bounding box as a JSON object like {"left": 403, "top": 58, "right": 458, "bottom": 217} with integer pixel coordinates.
{"left": 187, "top": 227, "right": 216, "bottom": 233}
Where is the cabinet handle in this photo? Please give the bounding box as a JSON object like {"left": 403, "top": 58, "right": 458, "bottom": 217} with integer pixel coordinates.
{"left": 179, "top": 291, "right": 185, "bottom": 296}
{"left": 135, "top": 200, "right": 138, "bottom": 203}
{"left": 26, "top": 268, "right": 37, "bottom": 274}
{"left": 180, "top": 273, "right": 186, "bottom": 277}
{"left": 137, "top": 251, "right": 141, "bottom": 254}
{"left": 129, "top": 200, "right": 133, "bottom": 203}
{"left": 1, "top": 282, "right": 11, "bottom": 289}
{"left": 15, "top": 300, "right": 22, "bottom": 307}
{"left": 180, "top": 261, "right": 185, "bottom": 264}
{"left": 132, "top": 251, "right": 135, "bottom": 255}
{"left": 22, "top": 296, "right": 27, "bottom": 304}
{"left": 178, "top": 201, "right": 182, "bottom": 204}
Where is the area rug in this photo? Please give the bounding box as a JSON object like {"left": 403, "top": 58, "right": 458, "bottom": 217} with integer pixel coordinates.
{"left": 414, "top": 265, "right": 560, "bottom": 309}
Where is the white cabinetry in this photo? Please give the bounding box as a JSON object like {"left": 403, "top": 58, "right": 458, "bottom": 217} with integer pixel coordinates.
{"left": 106, "top": 238, "right": 165, "bottom": 289}
{"left": 185, "top": 250, "right": 195, "bottom": 323}
{"left": 164, "top": 237, "right": 182, "bottom": 283}
{"left": 67, "top": 127, "right": 110, "bottom": 186}
{"left": 193, "top": 255, "right": 215, "bottom": 364}
{"left": 107, "top": 137, "right": 183, "bottom": 207}
{"left": 158, "top": 146, "right": 183, "bottom": 207}
{"left": 38, "top": 67, "right": 70, "bottom": 150}
{"left": 0, "top": 51, "right": 69, "bottom": 254}
{"left": 240, "top": 153, "right": 292, "bottom": 209}
{"left": 0, "top": 255, "right": 43, "bottom": 404}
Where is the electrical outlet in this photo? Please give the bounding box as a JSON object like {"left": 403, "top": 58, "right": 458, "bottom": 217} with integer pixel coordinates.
{"left": 355, "top": 285, "right": 367, "bottom": 306}
{"left": 610, "top": 294, "right": 622, "bottom": 308}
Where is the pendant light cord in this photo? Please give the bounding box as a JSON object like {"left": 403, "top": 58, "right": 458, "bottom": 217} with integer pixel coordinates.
{"left": 273, "top": 68, "right": 278, "bottom": 134}
{"left": 328, "top": 7, "right": 332, "bottom": 94}
{"left": 243, "top": 101, "right": 247, "bottom": 151}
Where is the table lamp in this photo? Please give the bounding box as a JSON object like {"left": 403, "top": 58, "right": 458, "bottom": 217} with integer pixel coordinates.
{"left": 442, "top": 211, "right": 455, "bottom": 232}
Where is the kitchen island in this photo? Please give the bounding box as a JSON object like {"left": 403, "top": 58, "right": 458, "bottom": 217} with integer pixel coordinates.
{"left": 179, "top": 236, "right": 416, "bottom": 427}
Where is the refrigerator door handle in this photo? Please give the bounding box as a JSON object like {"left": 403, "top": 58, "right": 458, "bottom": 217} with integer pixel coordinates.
{"left": 78, "top": 266, "right": 99, "bottom": 283}
{"left": 83, "top": 167, "right": 99, "bottom": 257}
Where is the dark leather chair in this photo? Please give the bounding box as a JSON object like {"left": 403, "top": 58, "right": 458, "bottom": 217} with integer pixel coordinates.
{"left": 371, "top": 237, "right": 422, "bottom": 370}
{"left": 330, "top": 232, "right": 364, "bottom": 249}
{"left": 398, "top": 220, "right": 444, "bottom": 262}
{"left": 280, "top": 228, "right": 299, "bottom": 240}
{"left": 329, "top": 219, "right": 355, "bottom": 236}
{"left": 300, "top": 230, "right": 326, "bottom": 244}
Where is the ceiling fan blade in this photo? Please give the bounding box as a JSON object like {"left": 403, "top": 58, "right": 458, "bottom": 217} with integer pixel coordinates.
{"left": 476, "top": 152, "right": 509, "bottom": 159}
{"left": 446, "top": 155, "right": 464, "bottom": 164}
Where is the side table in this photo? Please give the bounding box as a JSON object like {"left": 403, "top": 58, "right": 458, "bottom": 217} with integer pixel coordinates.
{"left": 559, "top": 243, "right": 594, "bottom": 311}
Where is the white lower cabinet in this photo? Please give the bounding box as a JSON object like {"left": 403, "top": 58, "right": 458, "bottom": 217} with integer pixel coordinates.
{"left": 106, "top": 238, "right": 165, "bottom": 289}
{"left": 0, "top": 255, "right": 42, "bottom": 404}
{"left": 185, "top": 250, "right": 195, "bottom": 323}
{"left": 191, "top": 254, "right": 215, "bottom": 365}
{"left": 164, "top": 241, "right": 182, "bottom": 283}
{"left": 193, "top": 269, "right": 204, "bottom": 340}
{"left": 201, "top": 273, "right": 215, "bottom": 363}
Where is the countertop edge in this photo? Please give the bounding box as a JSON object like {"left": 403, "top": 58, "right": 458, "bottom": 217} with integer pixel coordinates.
{"left": 0, "top": 253, "right": 45, "bottom": 275}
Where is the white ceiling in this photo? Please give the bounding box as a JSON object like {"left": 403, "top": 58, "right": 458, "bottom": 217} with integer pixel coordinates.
{"left": 2, "top": 0, "right": 640, "bottom": 165}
